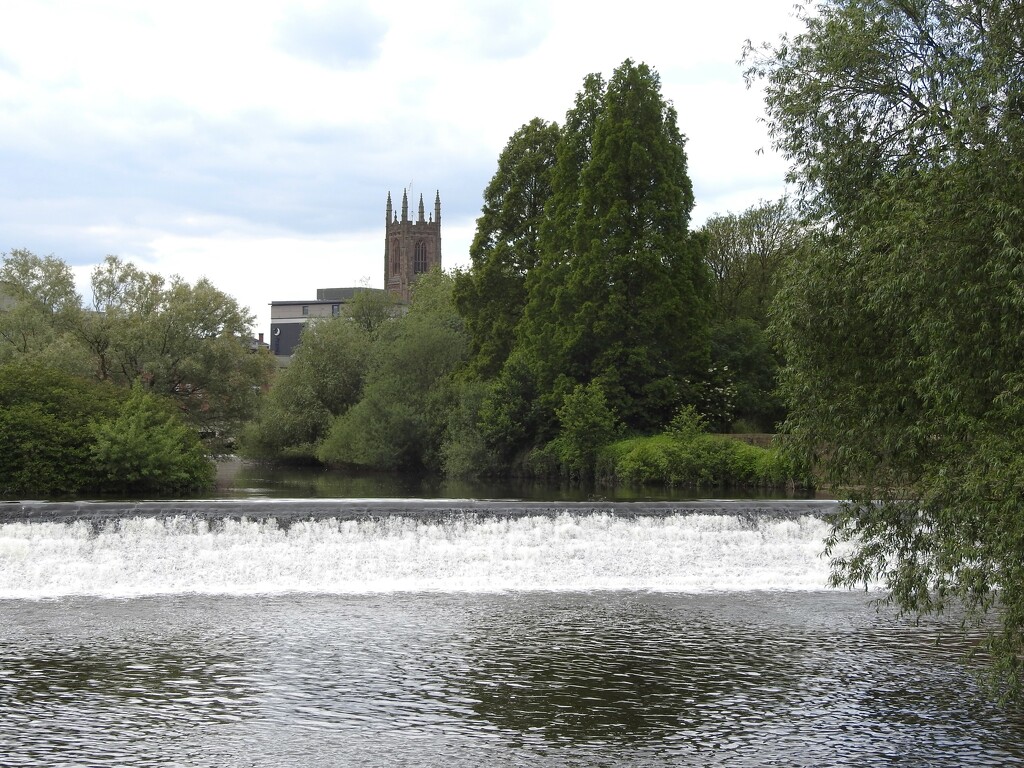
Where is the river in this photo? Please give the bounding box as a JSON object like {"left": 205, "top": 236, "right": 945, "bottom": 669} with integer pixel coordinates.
{"left": 1, "top": 498, "right": 1022, "bottom": 766}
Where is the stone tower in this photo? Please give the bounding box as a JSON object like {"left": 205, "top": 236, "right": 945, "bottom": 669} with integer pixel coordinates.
{"left": 384, "top": 189, "right": 442, "bottom": 302}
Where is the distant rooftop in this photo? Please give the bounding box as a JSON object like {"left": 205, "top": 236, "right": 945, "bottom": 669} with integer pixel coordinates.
{"left": 316, "top": 286, "right": 386, "bottom": 302}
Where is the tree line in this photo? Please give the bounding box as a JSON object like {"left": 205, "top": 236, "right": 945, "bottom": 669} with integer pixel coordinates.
{"left": 246, "top": 0, "right": 1024, "bottom": 696}
{"left": 241, "top": 59, "right": 803, "bottom": 490}
{"left": 0, "top": 251, "right": 275, "bottom": 496}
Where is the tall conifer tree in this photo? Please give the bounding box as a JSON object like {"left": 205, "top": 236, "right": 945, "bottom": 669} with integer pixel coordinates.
{"left": 492, "top": 60, "right": 710, "bottom": 447}
{"left": 453, "top": 118, "right": 559, "bottom": 378}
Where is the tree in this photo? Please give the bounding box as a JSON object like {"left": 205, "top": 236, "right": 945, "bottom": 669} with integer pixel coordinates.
{"left": 710, "top": 319, "right": 785, "bottom": 432}
{"left": 548, "top": 380, "right": 620, "bottom": 479}
{"left": 0, "top": 362, "right": 117, "bottom": 497}
{"left": 84, "top": 256, "right": 275, "bottom": 439}
{"left": 490, "top": 60, "right": 710, "bottom": 453}
{"left": 240, "top": 313, "right": 371, "bottom": 461}
{"left": 702, "top": 198, "right": 801, "bottom": 325}
{"left": 347, "top": 285, "right": 399, "bottom": 335}
{"left": 454, "top": 118, "right": 560, "bottom": 378}
{"left": 746, "top": 0, "right": 1024, "bottom": 696}
{"left": 0, "top": 362, "right": 212, "bottom": 497}
{"left": 318, "top": 270, "right": 469, "bottom": 472}
{"left": 700, "top": 198, "right": 802, "bottom": 431}
{"left": 0, "top": 249, "right": 90, "bottom": 374}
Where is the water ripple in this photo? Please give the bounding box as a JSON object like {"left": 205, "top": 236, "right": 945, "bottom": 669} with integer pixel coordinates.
{"left": 1, "top": 592, "right": 1022, "bottom": 766}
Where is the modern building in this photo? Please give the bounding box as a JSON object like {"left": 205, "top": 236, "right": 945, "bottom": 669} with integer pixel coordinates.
{"left": 268, "top": 189, "right": 442, "bottom": 364}
{"left": 269, "top": 286, "right": 384, "bottom": 362}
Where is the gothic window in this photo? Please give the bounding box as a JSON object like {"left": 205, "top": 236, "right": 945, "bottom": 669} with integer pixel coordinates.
{"left": 414, "top": 241, "right": 427, "bottom": 274}
{"left": 390, "top": 241, "right": 401, "bottom": 276}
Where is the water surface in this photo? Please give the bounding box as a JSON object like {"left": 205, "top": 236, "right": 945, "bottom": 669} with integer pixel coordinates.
{"left": 1, "top": 502, "right": 1021, "bottom": 767}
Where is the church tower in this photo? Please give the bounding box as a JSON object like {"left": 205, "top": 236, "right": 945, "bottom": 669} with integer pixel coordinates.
{"left": 384, "top": 189, "right": 442, "bottom": 302}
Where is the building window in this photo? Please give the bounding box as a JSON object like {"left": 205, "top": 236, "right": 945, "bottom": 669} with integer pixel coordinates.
{"left": 302, "top": 305, "right": 309, "bottom": 316}
{"left": 414, "top": 241, "right": 427, "bottom": 274}
{"left": 332, "top": 304, "right": 340, "bottom": 317}
{"left": 391, "top": 240, "right": 401, "bottom": 276}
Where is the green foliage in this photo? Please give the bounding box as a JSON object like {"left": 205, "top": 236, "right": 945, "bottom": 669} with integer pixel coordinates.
{"left": 83, "top": 256, "right": 275, "bottom": 438}
{"left": 240, "top": 315, "right": 371, "bottom": 462}
{"left": 439, "top": 378, "right": 500, "bottom": 478}
{"left": 689, "top": 365, "right": 739, "bottom": 433}
{"left": 710, "top": 319, "right": 785, "bottom": 432}
{"left": 748, "top": 0, "right": 1024, "bottom": 697}
{"left": 701, "top": 198, "right": 800, "bottom": 325}
{"left": 547, "top": 380, "right": 621, "bottom": 479}
{"left": 597, "top": 432, "right": 803, "bottom": 489}
{"left": 1, "top": 250, "right": 273, "bottom": 444}
{"left": 0, "top": 249, "right": 88, "bottom": 372}
{"left": 698, "top": 199, "right": 798, "bottom": 432}
{"left": 346, "top": 287, "right": 398, "bottom": 335}
{"left": 90, "top": 383, "right": 214, "bottom": 494}
{"left": 453, "top": 118, "right": 560, "bottom": 378}
{"left": 666, "top": 403, "right": 706, "bottom": 442}
{"left": 0, "top": 363, "right": 116, "bottom": 497}
{"left": 0, "top": 362, "right": 211, "bottom": 498}
{"left": 318, "top": 270, "right": 469, "bottom": 472}
{"left": 480, "top": 60, "right": 711, "bottom": 455}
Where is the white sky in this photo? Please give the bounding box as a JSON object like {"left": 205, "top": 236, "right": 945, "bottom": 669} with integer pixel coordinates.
{"left": 0, "top": 0, "right": 802, "bottom": 336}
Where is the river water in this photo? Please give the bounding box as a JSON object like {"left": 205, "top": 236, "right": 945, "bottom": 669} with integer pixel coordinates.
{"left": 1, "top": 499, "right": 1022, "bottom": 767}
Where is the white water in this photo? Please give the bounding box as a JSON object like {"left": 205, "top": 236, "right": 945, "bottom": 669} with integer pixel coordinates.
{"left": 0, "top": 512, "right": 845, "bottom": 598}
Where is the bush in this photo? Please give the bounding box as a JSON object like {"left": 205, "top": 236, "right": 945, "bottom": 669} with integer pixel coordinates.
{"left": 0, "top": 363, "right": 119, "bottom": 497}
{"left": 599, "top": 431, "right": 806, "bottom": 490}
{"left": 0, "top": 362, "right": 213, "bottom": 498}
{"left": 91, "top": 383, "right": 214, "bottom": 495}
{"left": 547, "top": 381, "right": 620, "bottom": 479}
{"left": 440, "top": 380, "right": 500, "bottom": 478}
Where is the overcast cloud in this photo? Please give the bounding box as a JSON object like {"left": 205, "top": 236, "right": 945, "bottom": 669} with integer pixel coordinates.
{"left": 0, "top": 0, "right": 802, "bottom": 335}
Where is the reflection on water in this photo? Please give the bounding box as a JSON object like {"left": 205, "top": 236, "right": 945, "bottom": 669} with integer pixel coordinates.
{"left": 215, "top": 459, "right": 822, "bottom": 502}
{"left": 2, "top": 592, "right": 1022, "bottom": 767}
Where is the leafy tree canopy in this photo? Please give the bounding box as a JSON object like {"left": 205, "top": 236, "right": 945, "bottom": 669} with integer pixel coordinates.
{"left": 240, "top": 312, "right": 372, "bottom": 462}
{"left": 0, "top": 362, "right": 211, "bottom": 497}
{"left": 747, "top": 0, "right": 1024, "bottom": 697}
{"left": 701, "top": 198, "right": 801, "bottom": 326}
{"left": 1, "top": 250, "right": 274, "bottom": 443}
{"left": 91, "top": 382, "right": 214, "bottom": 495}
{"left": 82, "top": 255, "right": 275, "bottom": 436}
{"left": 699, "top": 198, "right": 802, "bottom": 431}
{"left": 319, "top": 269, "right": 469, "bottom": 472}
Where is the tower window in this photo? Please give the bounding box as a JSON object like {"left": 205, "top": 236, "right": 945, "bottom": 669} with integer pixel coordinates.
{"left": 391, "top": 241, "right": 401, "bottom": 276}
{"left": 414, "top": 241, "right": 428, "bottom": 274}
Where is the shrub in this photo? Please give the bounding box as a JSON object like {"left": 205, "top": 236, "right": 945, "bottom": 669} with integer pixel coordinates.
{"left": 0, "top": 363, "right": 119, "bottom": 497}
{"left": 600, "top": 431, "right": 806, "bottom": 490}
{"left": 0, "top": 362, "right": 213, "bottom": 497}
{"left": 548, "top": 381, "right": 620, "bottom": 478}
{"left": 90, "top": 383, "right": 214, "bottom": 495}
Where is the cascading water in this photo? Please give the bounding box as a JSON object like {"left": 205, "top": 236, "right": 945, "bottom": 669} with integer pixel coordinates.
{"left": 0, "top": 500, "right": 841, "bottom": 598}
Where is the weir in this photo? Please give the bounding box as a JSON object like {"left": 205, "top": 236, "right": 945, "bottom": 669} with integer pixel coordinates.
{"left": 1, "top": 498, "right": 838, "bottom": 524}
{"left": 0, "top": 499, "right": 843, "bottom": 599}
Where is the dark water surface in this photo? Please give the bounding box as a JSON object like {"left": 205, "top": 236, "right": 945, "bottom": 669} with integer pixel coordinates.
{"left": 211, "top": 459, "right": 825, "bottom": 502}
{"left": 1, "top": 501, "right": 1022, "bottom": 766}
{"left": 2, "top": 592, "right": 1022, "bottom": 767}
